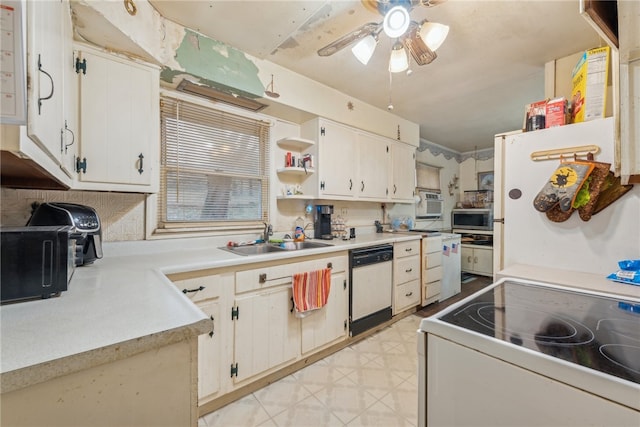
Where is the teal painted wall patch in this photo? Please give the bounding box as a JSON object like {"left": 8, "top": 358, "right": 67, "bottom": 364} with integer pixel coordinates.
{"left": 162, "top": 29, "right": 264, "bottom": 98}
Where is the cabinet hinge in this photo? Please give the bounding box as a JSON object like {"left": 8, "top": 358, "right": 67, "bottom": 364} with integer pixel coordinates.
{"left": 320, "top": 126, "right": 325, "bottom": 136}
{"left": 75, "top": 157, "right": 87, "bottom": 174}
{"left": 230, "top": 363, "right": 238, "bottom": 378}
{"left": 231, "top": 306, "right": 239, "bottom": 320}
{"left": 75, "top": 57, "right": 87, "bottom": 75}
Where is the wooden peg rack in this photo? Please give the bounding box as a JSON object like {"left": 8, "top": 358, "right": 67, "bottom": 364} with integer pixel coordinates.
{"left": 530, "top": 144, "right": 601, "bottom": 161}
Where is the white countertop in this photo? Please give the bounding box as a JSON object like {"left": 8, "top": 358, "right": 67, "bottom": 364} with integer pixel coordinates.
{"left": 0, "top": 232, "right": 420, "bottom": 393}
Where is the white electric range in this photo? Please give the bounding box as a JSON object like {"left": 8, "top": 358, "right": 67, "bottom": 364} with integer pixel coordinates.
{"left": 418, "top": 277, "right": 640, "bottom": 426}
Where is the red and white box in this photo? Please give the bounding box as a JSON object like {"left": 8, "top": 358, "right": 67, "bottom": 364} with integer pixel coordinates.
{"left": 545, "top": 97, "right": 568, "bottom": 128}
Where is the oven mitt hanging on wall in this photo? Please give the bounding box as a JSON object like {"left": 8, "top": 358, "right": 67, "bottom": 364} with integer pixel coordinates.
{"left": 533, "top": 161, "right": 595, "bottom": 212}
{"left": 547, "top": 159, "right": 611, "bottom": 222}
{"left": 576, "top": 160, "right": 610, "bottom": 221}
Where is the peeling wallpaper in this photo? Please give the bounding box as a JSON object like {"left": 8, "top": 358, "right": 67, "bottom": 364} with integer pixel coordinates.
{"left": 160, "top": 29, "right": 264, "bottom": 98}
{"left": 1, "top": 188, "right": 146, "bottom": 242}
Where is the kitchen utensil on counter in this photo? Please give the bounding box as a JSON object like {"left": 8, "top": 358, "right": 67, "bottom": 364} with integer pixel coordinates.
{"left": 27, "top": 202, "right": 103, "bottom": 266}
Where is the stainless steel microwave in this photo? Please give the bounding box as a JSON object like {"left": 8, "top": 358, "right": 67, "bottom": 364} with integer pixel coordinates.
{"left": 451, "top": 208, "right": 493, "bottom": 231}
{"left": 416, "top": 191, "right": 443, "bottom": 219}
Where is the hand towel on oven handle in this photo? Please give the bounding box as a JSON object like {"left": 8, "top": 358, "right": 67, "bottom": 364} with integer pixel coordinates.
{"left": 292, "top": 268, "right": 331, "bottom": 318}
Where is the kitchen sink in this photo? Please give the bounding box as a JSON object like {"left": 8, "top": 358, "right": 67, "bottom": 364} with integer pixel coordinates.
{"left": 220, "top": 244, "right": 287, "bottom": 256}
{"left": 221, "top": 240, "right": 333, "bottom": 256}
{"left": 280, "top": 241, "right": 333, "bottom": 250}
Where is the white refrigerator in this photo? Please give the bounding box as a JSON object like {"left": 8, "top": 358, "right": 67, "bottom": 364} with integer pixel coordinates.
{"left": 493, "top": 117, "right": 640, "bottom": 276}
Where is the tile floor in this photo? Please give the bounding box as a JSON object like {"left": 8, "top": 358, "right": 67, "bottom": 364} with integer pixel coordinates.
{"left": 199, "top": 314, "right": 422, "bottom": 427}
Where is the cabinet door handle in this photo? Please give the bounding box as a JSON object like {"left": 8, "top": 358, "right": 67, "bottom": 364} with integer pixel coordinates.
{"left": 209, "top": 315, "right": 214, "bottom": 338}
{"left": 361, "top": 181, "right": 365, "bottom": 192}
{"left": 37, "top": 54, "right": 54, "bottom": 115}
{"left": 393, "top": 184, "right": 397, "bottom": 194}
{"left": 182, "top": 285, "right": 205, "bottom": 294}
{"left": 467, "top": 256, "right": 472, "bottom": 263}
{"left": 64, "top": 121, "right": 75, "bottom": 154}
{"left": 290, "top": 297, "right": 295, "bottom": 313}
{"left": 349, "top": 179, "right": 353, "bottom": 190}
{"left": 474, "top": 256, "right": 478, "bottom": 264}
{"left": 138, "top": 153, "right": 144, "bottom": 174}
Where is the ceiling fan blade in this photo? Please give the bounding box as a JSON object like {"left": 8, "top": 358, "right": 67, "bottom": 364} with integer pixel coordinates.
{"left": 317, "top": 22, "right": 381, "bottom": 57}
{"left": 403, "top": 22, "right": 437, "bottom": 65}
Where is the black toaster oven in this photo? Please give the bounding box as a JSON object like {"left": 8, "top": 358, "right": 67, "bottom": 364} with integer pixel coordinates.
{"left": 1, "top": 226, "right": 75, "bottom": 303}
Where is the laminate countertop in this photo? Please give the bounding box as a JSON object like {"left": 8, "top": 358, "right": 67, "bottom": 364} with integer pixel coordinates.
{"left": 0, "top": 232, "right": 421, "bottom": 393}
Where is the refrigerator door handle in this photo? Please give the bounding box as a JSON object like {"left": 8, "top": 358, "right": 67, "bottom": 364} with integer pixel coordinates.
{"left": 493, "top": 218, "right": 504, "bottom": 224}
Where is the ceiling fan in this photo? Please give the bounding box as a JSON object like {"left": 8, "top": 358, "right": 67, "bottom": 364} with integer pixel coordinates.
{"left": 317, "top": 0, "right": 449, "bottom": 72}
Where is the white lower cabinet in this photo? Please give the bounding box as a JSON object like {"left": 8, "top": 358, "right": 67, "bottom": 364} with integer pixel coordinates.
{"left": 232, "top": 286, "right": 300, "bottom": 384}
{"left": 301, "top": 269, "right": 347, "bottom": 354}
{"left": 461, "top": 245, "right": 493, "bottom": 276}
{"left": 422, "top": 236, "right": 443, "bottom": 306}
{"left": 393, "top": 240, "right": 421, "bottom": 314}
{"left": 171, "top": 273, "right": 229, "bottom": 404}
{"left": 170, "top": 252, "right": 349, "bottom": 408}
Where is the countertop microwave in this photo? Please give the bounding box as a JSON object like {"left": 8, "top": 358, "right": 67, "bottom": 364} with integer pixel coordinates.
{"left": 452, "top": 208, "right": 493, "bottom": 231}
{"left": 416, "top": 191, "right": 443, "bottom": 219}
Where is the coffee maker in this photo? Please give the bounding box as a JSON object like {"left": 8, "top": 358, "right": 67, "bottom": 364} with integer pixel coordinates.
{"left": 28, "top": 202, "right": 103, "bottom": 266}
{"left": 313, "top": 204, "right": 333, "bottom": 240}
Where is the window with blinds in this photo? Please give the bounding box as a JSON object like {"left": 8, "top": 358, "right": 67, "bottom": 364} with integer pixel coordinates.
{"left": 416, "top": 162, "right": 442, "bottom": 192}
{"left": 159, "top": 96, "right": 270, "bottom": 230}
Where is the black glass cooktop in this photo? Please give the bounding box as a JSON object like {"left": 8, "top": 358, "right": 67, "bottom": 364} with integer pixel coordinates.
{"left": 438, "top": 281, "right": 640, "bottom": 384}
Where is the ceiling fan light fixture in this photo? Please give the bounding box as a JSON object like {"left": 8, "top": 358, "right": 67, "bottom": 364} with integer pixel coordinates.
{"left": 419, "top": 20, "right": 449, "bottom": 51}
{"left": 351, "top": 34, "right": 378, "bottom": 65}
{"left": 383, "top": 6, "right": 410, "bottom": 38}
{"left": 389, "top": 42, "right": 409, "bottom": 73}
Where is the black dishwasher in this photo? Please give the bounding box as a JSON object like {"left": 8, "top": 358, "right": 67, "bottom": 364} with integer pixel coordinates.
{"left": 349, "top": 245, "right": 393, "bottom": 336}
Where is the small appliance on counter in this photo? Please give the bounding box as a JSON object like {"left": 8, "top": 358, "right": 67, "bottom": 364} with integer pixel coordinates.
{"left": 27, "top": 202, "right": 103, "bottom": 266}
{"left": 1, "top": 226, "right": 75, "bottom": 303}
{"left": 313, "top": 204, "right": 333, "bottom": 240}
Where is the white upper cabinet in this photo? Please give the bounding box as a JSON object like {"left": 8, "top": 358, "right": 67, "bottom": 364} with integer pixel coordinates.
{"left": 301, "top": 117, "right": 416, "bottom": 203}
{"left": 618, "top": 0, "right": 640, "bottom": 183}
{"left": 301, "top": 118, "right": 357, "bottom": 199}
{"left": 390, "top": 141, "right": 416, "bottom": 202}
{"left": 357, "top": 132, "right": 390, "bottom": 200}
{"left": 73, "top": 45, "right": 159, "bottom": 192}
{"left": 24, "top": 0, "right": 75, "bottom": 179}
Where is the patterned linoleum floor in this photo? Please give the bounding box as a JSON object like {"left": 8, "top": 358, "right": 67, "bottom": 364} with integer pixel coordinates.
{"left": 199, "top": 314, "right": 422, "bottom": 427}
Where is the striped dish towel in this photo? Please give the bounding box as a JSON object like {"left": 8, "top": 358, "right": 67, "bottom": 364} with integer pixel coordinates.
{"left": 292, "top": 268, "right": 331, "bottom": 318}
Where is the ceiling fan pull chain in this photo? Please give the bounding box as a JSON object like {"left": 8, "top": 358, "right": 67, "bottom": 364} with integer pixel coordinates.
{"left": 387, "top": 70, "right": 394, "bottom": 111}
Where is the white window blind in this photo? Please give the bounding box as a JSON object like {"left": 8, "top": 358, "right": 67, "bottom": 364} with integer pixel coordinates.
{"left": 416, "top": 162, "right": 441, "bottom": 192}
{"left": 159, "top": 96, "right": 270, "bottom": 229}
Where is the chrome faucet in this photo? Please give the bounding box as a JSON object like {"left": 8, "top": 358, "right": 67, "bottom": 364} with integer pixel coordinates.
{"left": 263, "top": 222, "right": 273, "bottom": 242}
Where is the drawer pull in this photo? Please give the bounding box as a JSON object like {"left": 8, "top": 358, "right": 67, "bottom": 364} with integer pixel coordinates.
{"left": 405, "top": 268, "right": 412, "bottom": 273}
{"left": 259, "top": 273, "right": 267, "bottom": 283}
{"left": 182, "top": 285, "right": 205, "bottom": 294}
{"left": 405, "top": 291, "right": 413, "bottom": 297}
{"left": 405, "top": 248, "right": 412, "bottom": 252}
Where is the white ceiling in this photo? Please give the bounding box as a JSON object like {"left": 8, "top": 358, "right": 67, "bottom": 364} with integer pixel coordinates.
{"left": 147, "top": 0, "right": 601, "bottom": 152}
